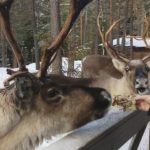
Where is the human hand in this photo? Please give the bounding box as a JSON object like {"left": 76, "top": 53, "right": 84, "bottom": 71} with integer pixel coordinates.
{"left": 135, "top": 95, "right": 150, "bottom": 112}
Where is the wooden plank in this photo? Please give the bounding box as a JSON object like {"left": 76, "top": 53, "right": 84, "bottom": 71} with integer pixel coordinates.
{"left": 137, "top": 123, "right": 150, "bottom": 150}
{"left": 80, "top": 111, "right": 150, "bottom": 150}
{"left": 45, "top": 109, "right": 130, "bottom": 150}
{"left": 130, "top": 126, "right": 146, "bottom": 150}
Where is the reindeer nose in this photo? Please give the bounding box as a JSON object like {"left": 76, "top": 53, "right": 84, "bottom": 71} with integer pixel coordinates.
{"left": 100, "top": 90, "right": 112, "bottom": 103}
{"left": 85, "top": 88, "right": 112, "bottom": 109}
{"left": 96, "top": 89, "right": 112, "bottom": 109}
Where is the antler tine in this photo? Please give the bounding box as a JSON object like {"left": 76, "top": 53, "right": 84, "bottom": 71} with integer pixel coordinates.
{"left": 3, "top": 71, "right": 36, "bottom": 87}
{"left": 142, "top": 55, "right": 150, "bottom": 63}
{"left": 142, "top": 15, "right": 150, "bottom": 63}
{"left": 38, "top": 0, "right": 93, "bottom": 78}
{"left": 105, "top": 20, "right": 120, "bottom": 57}
{"left": 142, "top": 15, "right": 150, "bottom": 48}
{"left": 97, "top": 12, "right": 106, "bottom": 53}
{"left": 0, "top": 0, "right": 27, "bottom": 71}
{"left": 127, "top": 16, "right": 149, "bottom": 44}
{"left": 105, "top": 19, "right": 129, "bottom": 63}
{"left": 97, "top": 12, "right": 129, "bottom": 63}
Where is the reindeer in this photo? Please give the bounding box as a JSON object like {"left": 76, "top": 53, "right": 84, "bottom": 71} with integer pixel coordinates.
{"left": 0, "top": 74, "right": 111, "bottom": 150}
{"left": 82, "top": 13, "right": 150, "bottom": 99}
{"left": 0, "top": 0, "right": 111, "bottom": 149}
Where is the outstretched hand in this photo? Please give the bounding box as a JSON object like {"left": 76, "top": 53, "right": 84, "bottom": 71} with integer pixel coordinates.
{"left": 135, "top": 95, "right": 150, "bottom": 112}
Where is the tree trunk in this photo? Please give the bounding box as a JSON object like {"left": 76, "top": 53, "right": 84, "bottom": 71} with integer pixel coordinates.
{"left": 109, "top": 0, "right": 113, "bottom": 44}
{"left": 129, "top": 0, "right": 133, "bottom": 59}
{"left": 68, "top": 58, "right": 74, "bottom": 77}
{"left": 95, "top": 0, "right": 100, "bottom": 54}
{"left": 80, "top": 12, "right": 83, "bottom": 46}
{"left": 31, "top": 0, "right": 39, "bottom": 69}
{"left": 83, "top": 7, "right": 88, "bottom": 46}
{"left": 1, "top": 33, "right": 7, "bottom": 67}
{"left": 50, "top": 0, "right": 62, "bottom": 75}
{"left": 121, "top": 0, "right": 129, "bottom": 52}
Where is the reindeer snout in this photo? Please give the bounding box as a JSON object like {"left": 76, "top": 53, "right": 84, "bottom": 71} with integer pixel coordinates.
{"left": 135, "top": 78, "right": 150, "bottom": 95}
{"left": 100, "top": 91, "right": 112, "bottom": 102}
{"left": 86, "top": 88, "right": 112, "bottom": 110}
{"left": 86, "top": 88, "right": 111, "bottom": 119}
{"left": 96, "top": 89, "right": 112, "bottom": 109}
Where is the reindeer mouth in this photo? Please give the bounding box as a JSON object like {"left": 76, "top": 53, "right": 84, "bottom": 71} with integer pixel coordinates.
{"left": 94, "top": 112, "right": 104, "bottom": 119}
{"left": 136, "top": 87, "right": 149, "bottom": 95}
{"left": 92, "top": 110, "right": 107, "bottom": 120}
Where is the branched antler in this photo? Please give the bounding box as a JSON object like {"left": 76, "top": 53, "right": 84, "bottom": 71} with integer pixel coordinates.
{"left": 97, "top": 12, "right": 150, "bottom": 63}
{"left": 38, "top": 0, "right": 93, "bottom": 78}
{"left": 0, "top": 0, "right": 93, "bottom": 84}
{"left": 97, "top": 12, "right": 129, "bottom": 63}
{"left": 142, "top": 15, "right": 150, "bottom": 48}
{"left": 0, "top": 0, "right": 27, "bottom": 71}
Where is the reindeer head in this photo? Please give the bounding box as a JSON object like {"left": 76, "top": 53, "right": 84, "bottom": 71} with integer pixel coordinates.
{"left": 97, "top": 13, "right": 150, "bottom": 95}
{"left": 4, "top": 74, "right": 111, "bottom": 131}
{"left": 112, "top": 58, "right": 150, "bottom": 94}
{"left": 37, "top": 81, "right": 111, "bottom": 129}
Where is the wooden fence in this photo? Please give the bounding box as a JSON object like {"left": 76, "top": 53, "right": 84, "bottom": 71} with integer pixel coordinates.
{"left": 46, "top": 109, "right": 150, "bottom": 150}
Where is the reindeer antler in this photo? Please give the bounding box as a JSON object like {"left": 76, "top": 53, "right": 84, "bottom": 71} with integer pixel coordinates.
{"left": 38, "top": 0, "right": 93, "bottom": 78}
{"left": 140, "top": 15, "right": 150, "bottom": 63}
{"left": 123, "top": 16, "right": 149, "bottom": 42}
{"left": 142, "top": 15, "right": 149, "bottom": 46}
{"left": 97, "top": 12, "right": 129, "bottom": 63}
{"left": 0, "top": 0, "right": 93, "bottom": 83}
{"left": 0, "top": 0, "right": 27, "bottom": 71}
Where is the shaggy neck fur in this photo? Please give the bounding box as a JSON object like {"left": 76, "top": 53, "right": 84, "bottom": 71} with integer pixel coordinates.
{"left": 0, "top": 109, "right": 73, "bottom": 150}
{"left": 0, "top": 86, "right": 33, "bottom": 138}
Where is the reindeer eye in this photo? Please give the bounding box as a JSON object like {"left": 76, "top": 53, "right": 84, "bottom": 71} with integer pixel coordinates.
{"left": 44, "top": 88, "right": 64, "bottom": 104}
{"left": 47, "top": 88, "right": 60, "bottom": 98}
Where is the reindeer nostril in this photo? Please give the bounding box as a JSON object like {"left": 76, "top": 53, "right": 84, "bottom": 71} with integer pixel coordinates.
{"left": 136, "top": 81, "right": 139, "bottom": 84}
{"left": 100, "top": 91, "right": 112, "bottom": 102}
{"left": 95, "top": 90, "right": 112, "bottom": 109}
{"left": 85, "top": 88, "right": 111, "bottom": 109}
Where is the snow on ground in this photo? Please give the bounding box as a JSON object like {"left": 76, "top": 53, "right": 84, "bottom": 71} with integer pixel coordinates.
{"left": 0, "top": 68, "right": 10, "bottom": 88}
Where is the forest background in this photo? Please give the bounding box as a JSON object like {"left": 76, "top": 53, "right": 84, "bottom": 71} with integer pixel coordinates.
{"left": 0, "top": 0, "right": 150, "bottom": 76}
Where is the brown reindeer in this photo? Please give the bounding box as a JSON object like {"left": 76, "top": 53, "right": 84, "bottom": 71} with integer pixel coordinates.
{"left": 0, "top": 75, "right": 111, "bottom": 150}
{"left": 82, "top": 14, "right": 150, "bottom": 98}
{"left": 0, "top": 0, "right": 111, "bottom": 149}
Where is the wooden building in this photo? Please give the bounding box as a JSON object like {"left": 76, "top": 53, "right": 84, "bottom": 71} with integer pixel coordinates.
{"left": 113, "top": 36, "right": 150, "bottom": 59}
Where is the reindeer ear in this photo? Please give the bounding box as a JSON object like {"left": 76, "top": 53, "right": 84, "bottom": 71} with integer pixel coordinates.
{"left": 112, "top": 58, "right": 126, "bottom": 73}
{"left": 41, "top": 86, "right": 64, "bottom": 104}
{"left": 15, "top": 77, "right": 34, "bottom": 100}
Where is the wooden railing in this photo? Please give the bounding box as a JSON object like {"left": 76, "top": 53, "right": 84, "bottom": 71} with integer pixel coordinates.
{"left": 46, "top": 109, "right": 150, "bottom": 150}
